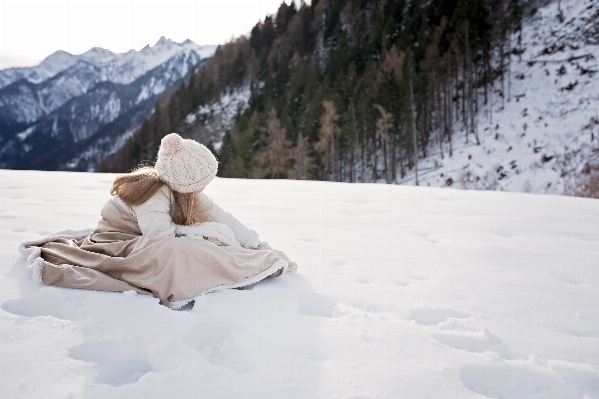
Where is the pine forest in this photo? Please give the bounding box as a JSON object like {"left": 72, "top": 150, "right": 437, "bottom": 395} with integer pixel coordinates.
{"left": 107, "top": 0, "right": 542, "bottom": 185}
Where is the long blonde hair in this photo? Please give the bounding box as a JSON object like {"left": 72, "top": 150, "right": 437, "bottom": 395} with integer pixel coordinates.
{"left": 111, "top": 167, "right": 207, "bottom": 225}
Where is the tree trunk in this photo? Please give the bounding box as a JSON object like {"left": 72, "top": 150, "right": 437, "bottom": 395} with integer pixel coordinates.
{"left": 507, "top": 34, "right": 512, "bottom": 102}
{"left": 360, "top": 139, "right": 366, "bottom": 183}
{"left": 372, "top": 137, "right": 379, "bottom": 182}
{"left": 501, "top": 39, "right": 505, "bottom": 109}
{"left": 447, "top": 78, "right": 453, "bottom": 157}
{"left": 400, "top": 148, "right": 405, "bottom": 178}
{"left": 361, "top": 100, "right": 367, "bottom": 183}
{"left": 468, "top": 54, "right": 480, "bottom": 145}
{"left": 351, "top": 104, "right": 359, "bottom": 183}
{"left": 489, "top": 64, "right": 493, "bottom": 125}
{"left": 464, "top": 65, "right": 469, "bottom": 144}
{"left": 422, "top": 101, "right": 427, "bottom": 158}
{"left": 392, "top": 137, "right": 397, "bottom": 183}
{"left": 385, "top": 136, "right": 392, "bottom": 184}
{"left": 409, "top": 73, "right": 419, "bottom": 186}
{"left": 436, "top": 77, "right": 443, "bottom": 159}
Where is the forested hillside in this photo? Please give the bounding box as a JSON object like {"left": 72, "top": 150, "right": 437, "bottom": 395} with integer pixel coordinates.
{"left": 108, "top": 0, "right": 598, "bottom": 197}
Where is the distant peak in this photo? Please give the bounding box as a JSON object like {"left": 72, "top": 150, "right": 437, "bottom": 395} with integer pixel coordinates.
{"left": 82, "top": 47, "right": 114, "bottom": 58}
{"left": 182, "top": 39, "right": 194, "bottom": 45}
{"left": 155, "top": 36, "right": 173, "bottom": 46}
{"left": 49, "top": 49, "right": 73, "bottom": 57}
{"left": 38, "top": 50, "right": 76, "bottom": 68}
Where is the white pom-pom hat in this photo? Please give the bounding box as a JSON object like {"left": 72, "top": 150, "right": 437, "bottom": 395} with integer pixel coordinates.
{"left": 155, "top": 133, "right": 218, "bottom": 193}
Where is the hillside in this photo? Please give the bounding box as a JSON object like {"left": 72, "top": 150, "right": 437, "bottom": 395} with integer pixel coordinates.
{"left": 418, "top": 0, "right": 599, "bottom": 196}
{"left": 1, "top": 169, "right": 598, "bottom": 398}
{"left": 0, "top": 38, "right": 217, "bottom": 171}
{"left": 110, "top": 0, "right": 599, "bottom": 199}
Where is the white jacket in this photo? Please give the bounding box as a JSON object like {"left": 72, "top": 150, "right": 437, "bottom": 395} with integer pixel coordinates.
{"left": 113, "top": 185, "right": 261, "bottom": 249}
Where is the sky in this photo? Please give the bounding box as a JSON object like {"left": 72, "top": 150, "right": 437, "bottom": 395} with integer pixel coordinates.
{"left": 0, "top": 0, "right": 294, "bottom": 70}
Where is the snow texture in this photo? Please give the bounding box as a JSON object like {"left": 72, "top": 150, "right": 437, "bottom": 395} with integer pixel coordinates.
{"left": 1, "top": 169, "right": 598, "bottom": 398}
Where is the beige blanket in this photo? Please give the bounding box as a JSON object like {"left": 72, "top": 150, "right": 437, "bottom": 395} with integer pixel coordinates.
{"left": 19, "top": 200, "right": 287, "bottom": 309}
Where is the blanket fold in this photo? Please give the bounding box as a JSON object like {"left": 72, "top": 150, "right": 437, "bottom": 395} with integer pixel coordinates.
{"left": 20, "top": 200, "right": 287, "bottom": 309}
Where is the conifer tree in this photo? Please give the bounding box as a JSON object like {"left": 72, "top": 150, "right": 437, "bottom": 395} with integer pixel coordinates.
{"left": 107, "top": 0, "right": 529, "bottom": 186}
{"left": 406, "top": 49, "right": 419, "bottom": 186}
{"left": 373, "top": 104, "right": 394, "bottom": 184}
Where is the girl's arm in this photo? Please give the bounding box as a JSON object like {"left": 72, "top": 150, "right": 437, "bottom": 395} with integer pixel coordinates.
{"left": 198, "top": 193, "right": 261, "bottom": 249}
{"left": 132, "top": 186, "right": 176, "bottom": 237}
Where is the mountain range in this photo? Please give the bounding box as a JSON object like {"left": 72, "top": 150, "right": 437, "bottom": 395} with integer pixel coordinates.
{"left": 0, "top": 37, "right": 217, "bottom": 170}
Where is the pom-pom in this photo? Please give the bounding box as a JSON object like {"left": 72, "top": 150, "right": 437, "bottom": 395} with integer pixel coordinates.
{"left": 160, "top": 133, "right": 182, "bottom": 155}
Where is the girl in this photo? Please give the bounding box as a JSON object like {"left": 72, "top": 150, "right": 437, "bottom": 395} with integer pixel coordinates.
{"left": 20, "top": 133, "right": 297, "bottom": 309}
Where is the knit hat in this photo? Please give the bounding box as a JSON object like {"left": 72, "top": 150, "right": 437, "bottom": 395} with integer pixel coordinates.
{"left": 155, "top": 133, "right": 218, "bottom": 193}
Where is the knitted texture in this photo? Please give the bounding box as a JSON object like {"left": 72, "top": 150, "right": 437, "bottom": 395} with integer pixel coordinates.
{"left": 155, "top": 133, "right": 218, "bottom": 193}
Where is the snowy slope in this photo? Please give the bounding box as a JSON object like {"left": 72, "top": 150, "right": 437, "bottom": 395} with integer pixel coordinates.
{"left": 180, "top": 85, "right": 252, "bottom": 150}
{"left": 417, "top": 0, "right": 599, "bottom": 197}
{"left": 0, "top": 50, "right": 81, "bottom": 89}
{"left": 1, "top": 169, "right": 598, "bottom": 398}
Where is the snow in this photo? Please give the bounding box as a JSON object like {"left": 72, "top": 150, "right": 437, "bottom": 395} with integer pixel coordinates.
{"left": 183, "top": 85, "right": 251, "bottom": 150}
{"left": 1, "top": 169, "right": 598, "bottom": 398}
{"left": 0, "top": 50, "right": 79, "bottom": 89}
{"left": 15, "top": 126, "right": 36, "bottom": 141}
{"left": 416, "top": 0, "right": 599, "bottom": 197}
{"left": 0, "top": 38, "right": 217, "bottom": 90}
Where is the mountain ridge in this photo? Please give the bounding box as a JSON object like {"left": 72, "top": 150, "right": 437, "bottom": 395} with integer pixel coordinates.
{"left": 0, "top": 38, "right": 217, "bottom": 171}
{"left": 0, "top": 37, "right": 216, "bottom": 89}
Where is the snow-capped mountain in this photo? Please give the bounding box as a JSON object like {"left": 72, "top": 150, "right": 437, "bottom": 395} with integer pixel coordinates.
{"left": 0, "top": 38, "right": 217, "bottom": 170}
{"left": 0, "top": 37, "right": 215, "bottom": 91}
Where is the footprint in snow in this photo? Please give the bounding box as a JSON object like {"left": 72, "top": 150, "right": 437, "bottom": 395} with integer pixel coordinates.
{"left": 297, "top": 292, "right": 337, "bottom": 318}
{"left": 434, "top": 327, "right": 525, "bottom": 360}
{"left": 184, "top": 320, "right": 250, "bottom": 372}
{"left": 460, "top": 360, "right": 599, "bottom": 398}
{"left": 328, "top": 260, "right": 349, "bottom": 268}
{"left": 69, "top": 339, "right": 154, "bottom": 386}
{"left": 1, "top": 287, "right": 150, "bottom": 321}
{"left": 2, "top": 289, "right": 84, "bottom": 321}
{"left": 409, "top": 308, "right": 470, "bottom": 326}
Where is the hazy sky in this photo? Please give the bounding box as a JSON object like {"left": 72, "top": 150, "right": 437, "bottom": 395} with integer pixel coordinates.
{"left": 0, "top": 0, "right": 292, "bottom": 69}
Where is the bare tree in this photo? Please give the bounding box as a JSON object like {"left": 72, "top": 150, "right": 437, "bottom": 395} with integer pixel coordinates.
{"left": 421, "top": 16, "right": 447, "bottom": 159}
{"left": 291, "top": 131, "right": 314, "bottom": 180}
{"left": 373, "top": 104, "right": 394, "bottom": 184}
{"left": 258, "top": 107, "right": 293, "bottom": 178}
{"left": 315, "top": 100, "right": 342, "bottom": 180}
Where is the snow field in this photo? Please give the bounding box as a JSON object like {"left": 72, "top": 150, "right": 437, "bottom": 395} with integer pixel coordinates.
{"left": 0, "top": 169, "right": 598, "bottom": 398}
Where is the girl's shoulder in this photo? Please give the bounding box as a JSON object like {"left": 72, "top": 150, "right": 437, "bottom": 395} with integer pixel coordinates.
{"left": 129, "top": 184, "right": 172, "bottom": 212}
